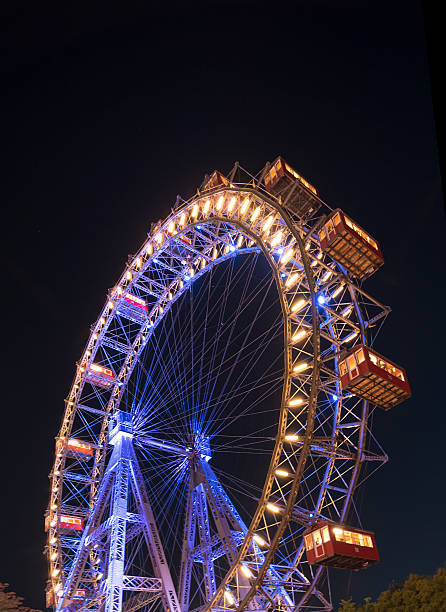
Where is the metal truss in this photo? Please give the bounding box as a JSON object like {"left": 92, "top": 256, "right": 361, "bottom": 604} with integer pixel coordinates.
{"left": 55, "top": 412, "right": 177, "bottom": 612}
{"left": 47, "top": 161, "right": 394, "bottom": 612}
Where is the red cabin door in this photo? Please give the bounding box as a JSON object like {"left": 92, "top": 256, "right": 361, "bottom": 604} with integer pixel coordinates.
{"left": 326, "top": 220, "right": 336, "bottom": 243}
{"left": 347, "top": 354, "right": 359, "bottom": 380}
{"left": 312, "top": 529, "right": 325, "bottom": 559}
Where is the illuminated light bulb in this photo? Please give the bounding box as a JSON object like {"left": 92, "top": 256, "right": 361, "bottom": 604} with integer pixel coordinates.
{"left": 262, "top": 216, "right": 274, "bottom": 234}
{"left": 343, "top": 330, "right": 359, "bottom": 343}
{"left": 321, "top": 269, "right": 333, "bottom": 283}
{"left": 189, "top": 268, "right": 195, "bottom": 277}
{"left": 224, "top": 590, "right": 235, "bottom": 606}
{"left": 168, "top": 221, "right": 175, "bottom": 234}
{"left": 281, "top": 249, "right": 294, "bottom": 264}
{"left": 50, "top": 537, "right": 57, "bottom": 544}
{"left": 342, "top": 305, "right": 353, "bottom": 317}
{"left": 266, "top": 502, "right": 280, "bottom": 513}
{"left": 291, "top": 298, "right": 306, "bottom": 313}
{"left": 212, "top": 247, "right": 218, "bottom": 260}
{"left": 179, "top": 213, "right": 186, "bottom": 227}
{"left": 293, "top": 361, "right": 309, "bottom": 373}
{"left": 136, "top": 256, "right": 142, "bottom": 268}
{"left": 224, "top": 245, "right": 229, "bottom": 254}
{"left": 54, "top": 584, "right": 62, "bottom": 594}
{"left": 168, "top": 292, "right": 173, "bottom": 300}
{"left": 52, "top": 568, "right": 60, "bottom": 578}
{"left": 331, "top": 284, "right": 345, "bottom": 299}
{"left": 333, "top": 527, "right": 343, "bottom": 537}
{"left": 250, "top": 207, "right": 261, "bottom": 223}
{"left": 270, "top": 231, "right": 283, "bottom": 248}
{"left": 204, "top": 199, "right": 211, "bottom": 214}
{"left": 117, "top": 286, "right": 123, "bottom": 296}
{"left": 240, "top": 564, "right": 253, "bottom": 578}
{"left": 108, "top": 301, "right": 114, "bottom": 310}
{"left": 216, "top": 195, "right": 224, "bottom": 210}
{"left": 146, "top": 242, "right": 153, "bottom": 255}
{"left": 288, "top": 398, "right": 304, "bottom": 407}
{"left": 317, "top": 252, "right": 323, "bottom": 260}
{"left": 317, "top": 294, "right": 326, "bottom": 305}
{"left": 227, "top": 196, "right": 237, "bottom": 212}
{"left": 305, "top": 242, "right": 311, "bottom": 251}
{"left": 100, "top": 317, "right": 106, "bottom": 326}
{"left": 51, "top": 504, "right": 57, "bottom": 511}
{"left": 292, "top": 329, "right": 308, "bottom": 343}
{"left": 285, "top": 434, "right": 300, "bottom": 442}
{"left": 275, "top": 469, "right": 289, "bottom": 477}
{"left": 240, "top": 197, "right": 250, "bottom": 214}
{"left": 285, "top": 272, "right": 300, "bottom": 288}
{"left": 253, "top": 534, "right": 266, "bottom": 546}
{"left": 236, "top": 235, "right": 243, "bottom": 248}
{"left": 192, "top": 204, "right": 199, "bottom": 218}
{"left": 310, "top": 259, "right": 318, "bottom": 267}
{"left": 85, "top": 350, "right": 91, "bottom": 357}
{"left": 93, "top": 333, "right": 98, "bottom": 340}
{"left": 50, "top": 551, "right": 57, "bottom": 561}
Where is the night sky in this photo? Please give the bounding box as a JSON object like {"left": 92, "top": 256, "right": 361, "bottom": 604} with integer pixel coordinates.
{"left": 2, "top": 2, "right": 444, "bottom": 610}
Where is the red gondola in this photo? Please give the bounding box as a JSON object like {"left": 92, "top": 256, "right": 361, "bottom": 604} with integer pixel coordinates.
{"left": 339, "top": 345, "right": 411, "bottom": 410}
{"left": 66, "top": 438, "right": 94, "bottom": 460}
{"left": 304, "top": 521, "right": 379, "bottom": 570}
{"left": 319, "top": 209, "right": 384, "bottom": 279}
{"left": 203, "top": 170, "right": 229, "bottom": 191}
{"left": 60, "top": 515, "right": 84, "bottom": 531}
{"left": 117, "top": 293, "right": 148, "bottom": 323}
{"left": 86, "top": 363, "right": 116, "bottom": 389}
{"left": 46, "top": 589, "right": 56, "bottom": 608}
{"left": 264, "top": 156, "right": 322, "bottom": 219}
{"left": 123, "top": 293, "right": 148, "bottom": 312}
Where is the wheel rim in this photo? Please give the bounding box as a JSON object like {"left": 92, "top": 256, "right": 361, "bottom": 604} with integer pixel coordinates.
{"left": 48, "top": 181, "right": 389, "bottom": 612}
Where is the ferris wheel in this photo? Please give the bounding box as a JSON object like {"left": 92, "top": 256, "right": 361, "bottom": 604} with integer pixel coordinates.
{"left": 45, "top": 158, "right": 411, "bottom": 612}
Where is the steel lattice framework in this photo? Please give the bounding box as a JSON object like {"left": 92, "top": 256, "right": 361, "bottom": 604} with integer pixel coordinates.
{"left": 46, "top": 161, "right": 392, "bottom": 612}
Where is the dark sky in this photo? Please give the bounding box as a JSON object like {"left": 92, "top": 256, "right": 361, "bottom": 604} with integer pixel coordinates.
{"left": 2, "top": 1, "right": 444, "bottom": 610}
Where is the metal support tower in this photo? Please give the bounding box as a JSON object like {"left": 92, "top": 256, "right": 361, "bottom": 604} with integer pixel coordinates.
{"left": 56, "top": 411, "right": 181, "bottom": 612}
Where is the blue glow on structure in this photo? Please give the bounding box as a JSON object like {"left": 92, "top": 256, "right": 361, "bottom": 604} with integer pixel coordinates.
{"left": 276, "top": 247, "right": 284, "bottom": 255}
{"left": 281, "top": 273, "right": 287, "bottom": 279}
{"left": 229, "top": 245, "right": 236, "bottom": 252}
{"left": 184, "top": 275, "right": 190, "bottom": 281}
{"left": 196, "top": 225, "right": 201, "bottom": 229}
{"left": 153, "top": 258, "right": 159, "bottom": 264}
{"left": 317, "top": 294, "right": 326, "bottom": 305}
{"left": 332, "top": 394, "right": 338, "bottom": 402}
{"left": 309, "top": 512, "right": 314, "bottom": 518}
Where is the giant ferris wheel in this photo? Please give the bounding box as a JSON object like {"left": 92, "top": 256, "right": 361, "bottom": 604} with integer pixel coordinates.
{"left": 45, "top": 158, "right": 411, "bottom": 612}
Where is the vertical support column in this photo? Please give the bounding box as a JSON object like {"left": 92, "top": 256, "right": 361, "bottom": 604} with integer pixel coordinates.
{"left": 196, "top": 483, "right": 216, "bottom": 601}
{"left": 179, "top": 473, "right": 197, "bottom": 612}
{"left": 105, "top": 432, "right": 131, "bottom": 612}
{"left": 129, "top": 445, "right": 181, "bottom": 612}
